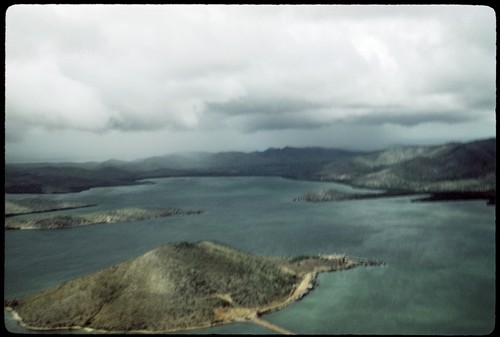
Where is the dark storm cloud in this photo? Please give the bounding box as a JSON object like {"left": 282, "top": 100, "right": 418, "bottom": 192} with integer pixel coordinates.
{"left": 347, "top": 110, "right": 474, "bottom": 127}
{"left": 206, "top": 96, "right": 326, "bottom": 116}
{"left": 227, "top": 112, "right": 328, "bottom": 133}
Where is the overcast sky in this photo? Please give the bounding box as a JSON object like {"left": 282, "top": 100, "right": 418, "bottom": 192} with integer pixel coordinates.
{"left": 5, "top": 4, "right": 496, "bottom": 163}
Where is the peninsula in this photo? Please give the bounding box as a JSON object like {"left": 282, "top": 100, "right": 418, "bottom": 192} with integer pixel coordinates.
{"left": 294, "top": 188, "right": 495, "bottom": 205}
{"left": 5, "top": 198, "right": 96, "bottom": 217}
{"left": 5, "top": 207, "right": 202, "bottom": 230}
{"left": 5, "top": 241, "right": 383, "bottom": 334}
{"left": 293, "top": 188, "right": 413, "bottom": 202}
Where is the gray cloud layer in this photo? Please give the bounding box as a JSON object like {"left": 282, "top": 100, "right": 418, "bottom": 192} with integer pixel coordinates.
{"left": 5, "top": 5, "right": 496, "bottom": 161}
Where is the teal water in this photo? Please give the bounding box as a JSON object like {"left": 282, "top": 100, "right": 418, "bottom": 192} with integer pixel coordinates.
{"left": 4, "top": 177, "right": 495, "bottom": 334}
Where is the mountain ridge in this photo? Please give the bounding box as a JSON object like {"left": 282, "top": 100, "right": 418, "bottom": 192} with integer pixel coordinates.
{"left": 5, "top": 138, "right": 495, "bottom": 194}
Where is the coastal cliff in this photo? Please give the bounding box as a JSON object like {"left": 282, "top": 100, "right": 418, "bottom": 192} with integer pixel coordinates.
{"left": 5, "top": 241, "right": 383, "bottom": 333}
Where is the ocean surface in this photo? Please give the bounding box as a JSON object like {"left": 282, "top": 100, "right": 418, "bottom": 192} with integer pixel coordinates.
{"left": 4, "top": 177, "right": 496, "bottom": 334}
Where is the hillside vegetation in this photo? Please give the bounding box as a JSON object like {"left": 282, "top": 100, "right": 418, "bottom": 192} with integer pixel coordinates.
{"left": 317, "top": 138, "right": 495, "bottom": 192}
{"left": 4, "top": 241, "right": 382, "bottom": 333}
{"left": 5, "top": 138, "right": 495, "bottom": 194}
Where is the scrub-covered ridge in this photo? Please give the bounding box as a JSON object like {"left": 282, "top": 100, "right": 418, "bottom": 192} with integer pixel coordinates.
{"left": 5, "top": 241, "right": 383, "bottom": 333}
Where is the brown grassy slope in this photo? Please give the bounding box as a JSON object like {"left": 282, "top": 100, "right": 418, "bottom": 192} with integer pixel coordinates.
{"left": 5, "top": 241, "right": 298, "bottom": 332}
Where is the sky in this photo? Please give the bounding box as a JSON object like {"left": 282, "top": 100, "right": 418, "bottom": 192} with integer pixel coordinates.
{"left": 5, "top": 4, "right": 496, "bottom": 163}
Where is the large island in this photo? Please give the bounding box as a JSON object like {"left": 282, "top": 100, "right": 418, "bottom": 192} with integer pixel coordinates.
{"left": 5, "top": 241, "right": 383, "bottom": 334}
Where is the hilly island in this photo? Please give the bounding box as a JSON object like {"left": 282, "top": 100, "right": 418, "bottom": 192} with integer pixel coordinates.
{"left": 4, "top": 241, "right": 383, "bottom": 333}
{"left": 5, "top": 138, "right": 495, "bottom": 203}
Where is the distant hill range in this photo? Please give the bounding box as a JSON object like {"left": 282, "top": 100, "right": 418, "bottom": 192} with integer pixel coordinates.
{"left": 5, "top": 138, "right": 496, "bottom": 195}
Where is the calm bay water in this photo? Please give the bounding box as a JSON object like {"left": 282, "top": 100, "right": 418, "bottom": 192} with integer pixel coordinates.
{"left": 4, "top": 177, "right": 495, "bottom": 334}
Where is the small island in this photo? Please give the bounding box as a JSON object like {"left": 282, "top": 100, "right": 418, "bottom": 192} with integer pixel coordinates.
{"left": 5, "top": 207, "right": 202, "bottom": 230}
{"left": 5, "top": 241, "right": 384, "bottom": 334}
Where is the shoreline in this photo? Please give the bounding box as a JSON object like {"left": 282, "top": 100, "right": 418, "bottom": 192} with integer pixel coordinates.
{"left": 5, "top": 204, "right": 98, "bottom": 218}
{"left": 6, "top": 175, "right": 494, "bottom": 206}
{"left": 5, "top": 272, "right": 315, "bottom": 334}
{"left": 411, "top": 191, "right": 496, "bottom": 205}
{"left": 5, "top": 259, "right": 378, "bottom": 334}
{"left": 5, "top": 208, "right": 203, "bottom": 230}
